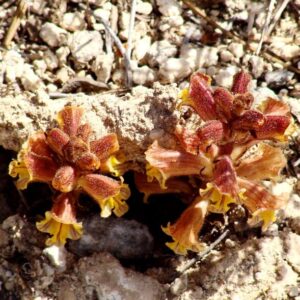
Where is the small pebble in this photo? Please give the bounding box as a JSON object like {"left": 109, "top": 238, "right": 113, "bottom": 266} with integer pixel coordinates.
{"left": 43, "top": 245, "right": 67, "bottom": 271}
{"left": 39, "top": 22, "right": 68, "bottom": 48}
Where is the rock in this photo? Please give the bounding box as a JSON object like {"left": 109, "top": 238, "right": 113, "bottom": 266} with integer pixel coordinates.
{"left": 39, "top": 22, "right": 68, "bottom": 48}
{"left": 76, "top": 253, "right": 165, "bottom": 299}
{"left": 147, "top": 40, "right": 177, "bottom": 67}
{"left": 2, "top": 50, "right": 25, "bottom": 82}
{"left": 157, "top": 0, "right": 182, "bottom": 17}
{"left": 228, "top": 42, "right": 244, "bottom": 59}
{"left": 43, "top": 50, "right": 59, "bottom": 71}
{"left": 220, "top": 49, "right": 234, "bottom": 62}
{"left": 159, "top": 16, "right": 184, "bottom": 31}
{"left": 170, "top": 275, "right": 188, "bottom": 295}
{"left": 265, "top": 69, "right": 294, "bottom": 88}
{"left": 159, "top": 57, "right": 192, "bottom": 83}
{"left": 68, "top": 215, "right": 154, "bottom": 259}
{"left": 56, "top": 66, "right": 73, "bottom": 83}
{"left": 180, "top": 45, "right": 219, "bottom": 69}
{"left": 120, "top": 21, "right": 149, "bottom": 41}
{"left": 284, "top": 232, "right": 300, "bottom": 273}
{"left": 249, "top": 55, "right": 265, "bottom": 78}
{"left": 60, "top": 12, "right": 85, "bottom": 32}
{"left": 132, "top": 35, "right": 152, "bottom": 62}
{"left": 214, "top": 66, "right": 240, "bottom": 88}
{"left": 43, "top": 245, "right": 67, "bottom": 271}
{"left": 68, "top": 31, "right": 103, "bottom": 64}
{"left": 91, "top": 53, "right": 114, "bottom": 83}
{"left": 132, "top": 64, "right": 157, "bottom": 86}
{"left": 56, "top": 46, "right": 70, "bottom": 66}
{"left": 136, "top": 0, "right": 153, "bottom": 15}
{"left": 21, "top": 65, "right": 44, "bottom": 92}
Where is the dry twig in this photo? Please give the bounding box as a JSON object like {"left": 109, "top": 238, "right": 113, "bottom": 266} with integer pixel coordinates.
{"left": 92, "top": 13, "right": 132, "bottom": 88}
{"left": 3, "top": 0, "right": 28, "bottom": 48}
{"left": 255, "top": 0, "right": 276, "bottom": 55}
{"left": 178, "top": 229, "right": 230, "bottom": 275}
{"left": 126, "top": 0, "right": 137, "bottom": 88}
{"left": 267, "top": 0, "right": 292, "bottom": 36}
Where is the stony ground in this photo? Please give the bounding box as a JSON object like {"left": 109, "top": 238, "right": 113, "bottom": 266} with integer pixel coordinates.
{"left": 0, "top": 0, "right": 300, "bottom": 299}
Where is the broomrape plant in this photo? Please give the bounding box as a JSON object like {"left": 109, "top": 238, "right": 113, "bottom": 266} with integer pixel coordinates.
{"left": 142, "top": 71, "right": 292, "bottom": 255}
{"left": 9, "top": 106, "right": 130, "bottom": 246}
{"left": 9, "top": 71, "right": 292, "bottom": 255}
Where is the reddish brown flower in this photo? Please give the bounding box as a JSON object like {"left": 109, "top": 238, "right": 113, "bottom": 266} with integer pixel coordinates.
{"left": 10, "top": 106, "right": 130, "bottom": 245}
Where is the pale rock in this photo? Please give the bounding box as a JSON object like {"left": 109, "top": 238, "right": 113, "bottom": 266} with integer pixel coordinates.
{"left": 68, "top": 31, "right": 103, "bottom": 63}
{"left": 56, "top": 67, "right": 73, "bottom": 83}
{"left": 91, "top": 53, "right": 114, "bottom": 83}
{"left": 94, "top": 8, "right": 111, "bottom": 22}
{"left": 112, "top": 69, "right": 126, "bottom": 85}
{"left": 180, "top": 45, "right": 219, "bottom": 69}
{"left": 39, "top": 22, "right": 68, "bottom": 48}
{"left": 47, "top": 84, "right": 58, "bottom": 92}
{"left": 265, "top": 69, "right": 294, "bottom": 88}
{"left": 207, "top": 66, "right": 218, "bottom": 76}
{"left": 228, "top": 42, "right": 244, "bottom": 58}
{"left": 3, "top": 50, "right": 25, "bottom": 82}
{"left": 56, "top": 47, "right": 70, "bottom": 65}
{"left": 60, "top": 12, "right": 85, "bottom": 32}
{"left": 249, "top": 55, "right": 265, "bottom": 78}
{"left": 215, "top": 66, "right": 240, "bottom": 88}
{"left": 77, "top": 253, "right": 165, "bottom": 299}
{"left": 251, "top": 87, "right": 277, "bottom": 106}
{"left": 33, "top": 59, "right": 47, "bottom": 75}
{"left": 132, "top": 64, "right": 156, "bottom": 85}
{"left": 120, "top": 21, "right": 149, "bottom": 41}
{"left": 159, "top": 57, "right": 192, "bottom": 83}
{"left": 136, "top": 0, "right": 153, "bottom": 15}
{"left": 43, "top": 50, "right": 59, "bottom": 70}
{"left": 147, "top": 40, "right": 177, "bottom": 67}
{"left": 159, "top": 15, "right": 184, "bottom": 31}
{"left": 220, "top": 49, "right": 234, "bottom": 62}
{"left": 170, "top": 275, "right": 188, "bottom": 295}
{"left": 21, "top": 65, "right": 44, "bottom": 92}
{"left": 132, "top": 35, "right": 152, "bottom": 62}
{"left": 270, "top": 39, "right": 300, "bottom": 60}
{"left": 157, "top": 0, "right": 182, "bottom": 17}
{"left": 119, "top": 11, "right": 130, "bottom": 30}
{"left": 43, "top": 245, "right": 67, "bottom": 271}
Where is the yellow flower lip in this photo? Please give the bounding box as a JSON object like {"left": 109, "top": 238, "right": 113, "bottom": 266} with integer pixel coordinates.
{"left": 162, "top": 198, "right": 208, "bottom": 255}
{"left": 36, "top": 193, "right": 83, "bottom": 246}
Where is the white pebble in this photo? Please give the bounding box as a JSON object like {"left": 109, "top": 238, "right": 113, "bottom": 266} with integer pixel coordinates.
{"left": 43, "top": 245, "right": 67, "bottom": 271}
{"left": 91, "top": 53, "right": 114, "bottom": 83}
{"left": 68, "top": 31, "right": 103, "bottom": 63}
{"left": 215, "top": 66, "right": 239, "bottom": 88}
{"left": 157, "top": 0, "right": 182, "bottom": 17}
{"left": 136, "top": 0, "right": 153, "bottom": 15}
{"left": 228, "top": 42, "right": 244, "bottom": 58}
{"left": 61, "top": 12, "right": 85, "bottom": 32}
{"left": 132, "top": 35, "right": 152, "bottom": 62}
{"left": 220, "top": 49, "right": 234, "bottom": 62}
{"left": 159, "top": 57, "right": 192, "bottom": 83}
{"left": 39, "top": 22, "right": 68, "bottom": 48}
{"left": 249, "top": 55, "right": 265, "bottom": 78}
{"left": 132, "top": 65, "right": 156, "bottom": 85}
{"left": 147, "top": 40, "right": 177, "bottom": 67}
{"left": 55, "top": 47, "right": 70, "bottom": 66}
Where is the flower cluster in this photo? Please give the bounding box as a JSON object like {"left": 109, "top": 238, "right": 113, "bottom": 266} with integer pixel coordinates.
{"left": 9, "top": 106, "right": 130, "bottom": 246}
{"left": 142, "top": 71, "right": 292, "bottom": 255}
